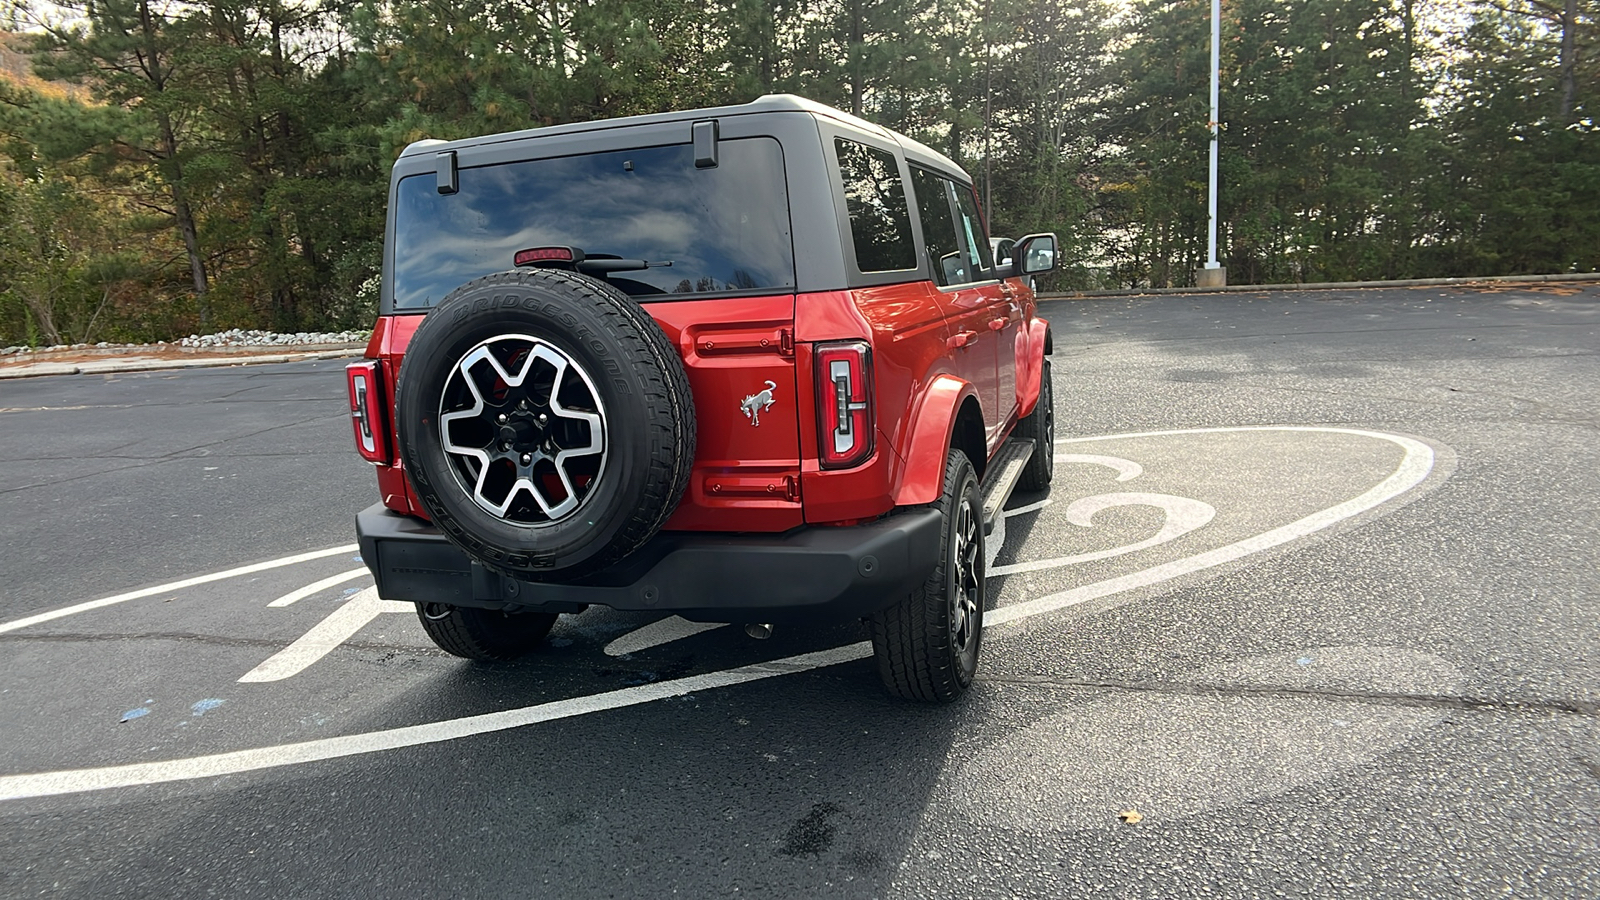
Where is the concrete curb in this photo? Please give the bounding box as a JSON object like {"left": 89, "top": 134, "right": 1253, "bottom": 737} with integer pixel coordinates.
{"left": 1037, "top": 271, "right": 1600, "bottom": 301}
{"left": 0, "top": 348, "right": 365, "bottom": 380}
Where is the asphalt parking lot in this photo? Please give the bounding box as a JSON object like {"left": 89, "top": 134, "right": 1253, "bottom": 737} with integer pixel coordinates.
{"left": 1, "top": 283, "right": 1596, "bottom": 898}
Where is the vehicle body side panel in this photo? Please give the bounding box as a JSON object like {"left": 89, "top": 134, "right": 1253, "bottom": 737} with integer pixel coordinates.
{"left": 931, "top": 284, "right": 1002, "bottom": 453}
{"left": 797, "top": 283, "right": 951, "bottom": 523}
{"left": 369, "top": 314, "right": 424, "bottom": 517}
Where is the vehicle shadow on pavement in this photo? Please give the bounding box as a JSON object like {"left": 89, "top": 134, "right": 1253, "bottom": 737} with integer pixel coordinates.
{"left": 11, "top": 506, "right": 1054, "bottom": 899}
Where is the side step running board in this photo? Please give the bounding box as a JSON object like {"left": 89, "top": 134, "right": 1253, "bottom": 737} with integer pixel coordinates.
{"left": 980, "top": 438, "right": 1034, "bottom": 537}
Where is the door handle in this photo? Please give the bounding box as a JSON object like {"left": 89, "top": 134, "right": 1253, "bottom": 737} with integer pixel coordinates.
{"left": 988, "top": 317, "right": 1007, "bottom": 331}
{"left": 947, "top": 330, "right": 979, "bottom": 350}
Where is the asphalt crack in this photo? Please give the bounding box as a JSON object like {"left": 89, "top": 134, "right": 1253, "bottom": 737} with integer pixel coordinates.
{"left": 0, "top": 413, "right": 339, "bottom": 495}
{"left": 0, "top": 630, "right": 437, "bottom": 657}
{"left": 977, "top": 673, "right": 1599, "bottom": 718}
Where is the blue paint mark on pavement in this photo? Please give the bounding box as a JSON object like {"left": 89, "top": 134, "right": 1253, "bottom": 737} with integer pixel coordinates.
{"left": 191, "top": 698, "right": 226, "bottom": 716}
{"left": 120, "top": 708, "right": 149, "bottom": 723}
{"left": 1296, "top": 656, "right": 1314, "bottom": 666}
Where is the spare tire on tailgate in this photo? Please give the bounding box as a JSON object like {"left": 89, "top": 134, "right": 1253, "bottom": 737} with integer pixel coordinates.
{"left": 396, "top": 269, "right": 695, "bottom": 580}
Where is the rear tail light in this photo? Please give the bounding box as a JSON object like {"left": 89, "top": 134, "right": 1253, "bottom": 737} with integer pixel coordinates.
{"left": 815, "top": 341, "right": 874, "bottom": 469}
{"left": 346, "top": 360, "right": 391, "bottom": 465}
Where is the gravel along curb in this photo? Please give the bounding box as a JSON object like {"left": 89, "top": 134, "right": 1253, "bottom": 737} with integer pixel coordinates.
{"left": 1038, "top": 271, "right": 1600, "bottom": 301}
{"left": 0, "top": 347, "right": 365, "bottom": 380}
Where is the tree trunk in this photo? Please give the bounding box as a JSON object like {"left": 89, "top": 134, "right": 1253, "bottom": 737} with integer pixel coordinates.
{"left": 1560, "top": 0, "right": 1577, "bottom": 123}
{"left": 848, "top": 0, "right": 863, "bottom": 115}
{"left": 982, "top": 0, "right": 991, "bottom": 223}
{"left": 138, "top": 0, "right": 208, "bottom": 326}
{"left": 22, "top": 290, "right": 63, "bottom": 346}
{"left": 761, "top": 0, "right": 776, "bottom": 92}
{"left": 158, "top": 111, "right": 210, "bottom": 326}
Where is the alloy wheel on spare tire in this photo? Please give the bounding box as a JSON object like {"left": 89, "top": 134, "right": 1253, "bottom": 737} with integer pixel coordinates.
{"left": 396, "top": 269, "right": 695, "bottom": 580}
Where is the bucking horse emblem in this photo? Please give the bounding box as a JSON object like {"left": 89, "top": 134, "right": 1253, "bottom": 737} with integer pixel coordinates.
{"left": 740, "top": 380, "right": 778, "bottom": 427}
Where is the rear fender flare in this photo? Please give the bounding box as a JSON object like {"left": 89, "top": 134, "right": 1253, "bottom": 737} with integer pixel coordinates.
{"left": 892, "top": 374, "right": 979, "bottom": 506}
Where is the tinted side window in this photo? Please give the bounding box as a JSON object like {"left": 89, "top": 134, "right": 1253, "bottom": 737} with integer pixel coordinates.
{"left": 835, "top": 139, "right": 915, "bottom": 273}
{"left": 952, "top": 184, "right": 995, "bottom": 275}
{"left": 911, "top": 168, "right": 968, "bottom": 287}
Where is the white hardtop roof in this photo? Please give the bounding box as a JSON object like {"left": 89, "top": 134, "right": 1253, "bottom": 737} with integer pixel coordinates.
{"left": 398, "top": 94, "right": 973, "bottom": 184}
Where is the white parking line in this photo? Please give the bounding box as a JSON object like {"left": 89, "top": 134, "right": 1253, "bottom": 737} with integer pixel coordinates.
{"left": 240, "top": 588, "right": 410, "bottom": 683}
{"left": 267, "top": 568, "right": 372, "bottom": 608}
{"left": 0, "top": 545, "right": 361, "bottom": 635}
{"left": 0, "top": 427, "right": 1440, "bottom": 801}
{"left": 604, "top": 617, "right": 726, "bottom": 657}
{"left": 4, "top": 644, "right": 874, "bottom": 801}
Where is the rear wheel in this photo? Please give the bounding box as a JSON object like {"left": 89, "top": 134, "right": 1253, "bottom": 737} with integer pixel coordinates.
{"left": 416, "top": 603, "right": 558, "bottom": 661}
{"left": 870, "top": 449, "right": 984, "bottom": 702}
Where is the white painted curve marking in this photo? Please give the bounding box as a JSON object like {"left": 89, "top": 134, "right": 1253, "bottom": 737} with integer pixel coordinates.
{"left": 1055, "top": 454, "right": 1143, "bottom": 481}
{"left": 0, "top": 545, "right": 361, "bottom": 635}
{"left": 604, "top": 616, "right": 726, "bottom": 657}
{"left": 992, "top": 426, "right": 1435, "bottom": 626}
{"left": 239, "top": 588, "right": 411, "bottom": 683}
{"left": 990, "top": 493, "right": 1216, "bottom": 577}
{"left": 267, "top": 568, "right": 372, "bottom": 608}
{"left": 0, "top": 427, "right": 1436, "bottom": 801}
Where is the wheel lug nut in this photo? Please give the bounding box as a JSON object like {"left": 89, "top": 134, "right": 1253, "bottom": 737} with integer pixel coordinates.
{"left": 537, "top": 414, "right": 548, "bottom": 425}
{"left": 496, "top": 414, "right": 508, "bottom": 424}
{"left": 520, "top": 453, "right": 532, "bottom": 465}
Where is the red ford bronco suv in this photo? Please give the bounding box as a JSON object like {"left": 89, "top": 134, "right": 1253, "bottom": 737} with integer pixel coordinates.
{"left": 347, "top": 95, "right": 1057, "bottom": 701}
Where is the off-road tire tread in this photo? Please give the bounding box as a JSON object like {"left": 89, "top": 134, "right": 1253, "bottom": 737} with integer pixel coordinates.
{"left": 397, "top": 268, "right": 694, "bottom": 579}
{"left": 1016, "top": 359, "right": 1053, "bottom": 491}
{"left": 415, "top": 604, "right": 558, "bottom": 661}
{"left": 869, "top": 450, "right": 982, "bottom": 702}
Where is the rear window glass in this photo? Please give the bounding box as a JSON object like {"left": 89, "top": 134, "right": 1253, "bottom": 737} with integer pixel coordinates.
{"left": 389, "top": 138, "right": 794, "bottom": 309}
{"left": 834, "top": 138, "right": 916, "bottom": 273}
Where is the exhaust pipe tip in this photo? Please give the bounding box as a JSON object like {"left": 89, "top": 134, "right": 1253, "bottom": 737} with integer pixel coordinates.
{"left": 744, "top": 623, "right": 774, "bottom": 640}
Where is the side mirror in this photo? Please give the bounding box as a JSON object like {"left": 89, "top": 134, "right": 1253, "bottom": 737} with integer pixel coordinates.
{"left": 1015, "top": 233, "right": 1058, "bottom": 276}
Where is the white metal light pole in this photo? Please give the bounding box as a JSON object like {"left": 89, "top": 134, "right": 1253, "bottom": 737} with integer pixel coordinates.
{"left": 1199, "top": 0, "right": 1226, "bottom": 287}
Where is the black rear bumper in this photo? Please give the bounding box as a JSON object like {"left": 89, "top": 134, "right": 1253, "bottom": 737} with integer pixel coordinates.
{"left": 355, "top": 503, "right": 942, "bottom": 624}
